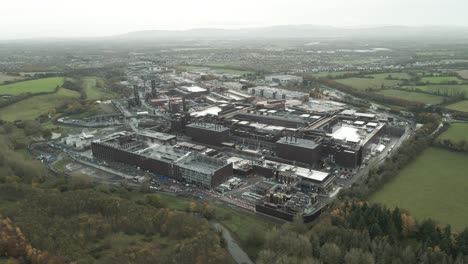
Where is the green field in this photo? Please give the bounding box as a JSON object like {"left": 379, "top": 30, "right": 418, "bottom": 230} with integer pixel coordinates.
{"left": 437, "top": 123, "right": 468, "bottom": 143}
{"left": 0, "top": 73, "right": 26, "bottom": 84}
{"left": 307, "top": 71, "right": 355, "bottom": 78}
{"left": 335, "top": 75, "right": 402, "bottom": 90}
{"left": 0, "top": 88, "right": 80, "bottom": 121}
{"left": 83, "top": 77, "right": 116, "bottom": 100}
{"left": 370, "top": 72, "right": 411, "bottom": 80}
{"left": 421, "top": 76, "right": 462, "bottom": 84}
{"left": 371, "top": 147, "right": 468, "bottom": 230}
{"left": 446, "top": 100, "right": 468, "bottom": 113}
{"left": 401, "top": 84, "right": 468, "bottom": 96}
{"left": 0, "top": 77, "right": 64, "bottom": 96}
{"left": 458, "top": 70, "right": 468, "bottom": 80}
{"left": 375, "top": 89, "right": 445, "bottom": 104}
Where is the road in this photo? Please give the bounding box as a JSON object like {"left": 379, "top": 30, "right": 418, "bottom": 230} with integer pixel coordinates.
{"left": 210, "top": 221, "right": 253, "bottom": 264}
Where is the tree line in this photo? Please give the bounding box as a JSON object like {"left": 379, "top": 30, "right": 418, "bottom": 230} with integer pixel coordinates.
{"left": 256, "top": 203, "right": 468, "bottom": 264}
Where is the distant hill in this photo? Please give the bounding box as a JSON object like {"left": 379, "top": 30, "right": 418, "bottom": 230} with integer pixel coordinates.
{"left": 113, "top": 25, "right": 468, "bottom": 40}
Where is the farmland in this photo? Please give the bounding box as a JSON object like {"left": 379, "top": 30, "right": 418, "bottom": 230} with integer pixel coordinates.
{"left": 0, "top": 77, "right": 64, "bottom": 96}
{"left": 446, "top": 100, "right": 468, "bottom": 112}
{"left": 83, "top": 77, "right": 116, "bottom": 100}
{"left": 370, "top": 72, "right": 411, "bottom": 80}
{"left": 0, "top": 73, "right": 26, "bottom": 84}
{"left": 371, "top": 147, "right": 468, "bottom": 231}
{"left": 437, "top": 123, "right": 468, "bottom": 143}
{"left": 0, "top": 88, "right": 80, "bottom": 121}
{"left": 458, "top": 70, "right": 468, "bottom": 80}
{"left": 335, "top": 77, "right": 401, "bottom": 90}
{"left": 401, "top": 84, "right": 468, "bottom": 96}
{"left": 308, "top": 71, "right": 355, "bottom": 78}
{"left": 334, "top": 73, "right": 407, "bottom": 90}
{"left": 375, "top": 89, "right": 446, "bottom": 104}
{"left": 420, "top": 76, "right": 462, "bottom": 84}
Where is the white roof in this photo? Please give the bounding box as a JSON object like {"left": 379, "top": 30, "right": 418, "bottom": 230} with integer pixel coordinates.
{"left": 263, "top": 125, "right": 285, "bottom": 132}
{"left": 181, "top": 86, "right": 207, "bottom": 93}
{"left": 249, "top": 123, "right": 267, "bottom": 129}
{"left": 190, "top": 106, "right": 222, "bottom": 117}
{"left": 354, "top": 121, "right": 366, "bottom": 125}
{"left": 355, "top": 112, "right": 376, "bottom": 118}
{"left": 310, "top": 115, "right": 321, "bottom": 119}
{"left": 377, "top": 144, "right": 386, "bottom": 152}
{"left": 300, "top": 114, "right": 311, "bottom": 118}
{"left": 329, "top": 126, "right": 361, "bottom": 143}
{"left": 258, "top": 109, "right": 268, "bottom": 112}
{"left": 367, "top": 122, "right": 378, "bottom": 127}
{"left": 295, "top": 167, "right": 330, "bottom": 182}
{"left": 341, "top": 109, "right": 356, "bottom": 116}
{"left": 264, "top": 159, "right": 329, "bottom": 182}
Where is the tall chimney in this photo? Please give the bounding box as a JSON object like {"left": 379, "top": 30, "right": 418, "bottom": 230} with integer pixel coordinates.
{"left": 182, "top": 96, "right": 187, "bottom": 112}
{"left": 151, "top": 79, "right": 156, "bottom": 97}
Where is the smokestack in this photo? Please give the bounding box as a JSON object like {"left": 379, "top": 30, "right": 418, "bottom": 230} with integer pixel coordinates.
{"left": 182, "top": 96, "right": 187, "bottom": 112}
{"left": 133, "top": 85, "right": 140, "bottom": 106}
{"left": 151, "top": 79, "right": 156, "bottom": 97}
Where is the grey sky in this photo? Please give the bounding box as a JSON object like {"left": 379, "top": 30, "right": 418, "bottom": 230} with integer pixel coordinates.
{"left": 1, "top": 0, "right": 467, "bottom": 39}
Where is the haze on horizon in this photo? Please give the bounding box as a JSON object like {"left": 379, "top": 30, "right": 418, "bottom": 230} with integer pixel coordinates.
{"left": 2, "top": 0, "right": 467, "bottom": 40}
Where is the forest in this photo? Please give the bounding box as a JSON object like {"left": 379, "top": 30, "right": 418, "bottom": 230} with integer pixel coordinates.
{"left": 2, "top": 114, "right": 468, "bottom": 264}
{"left": 0, "top": 121, "right": 232, "bottom": 264}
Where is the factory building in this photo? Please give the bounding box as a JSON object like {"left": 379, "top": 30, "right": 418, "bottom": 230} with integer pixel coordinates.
{"left": 174, "top": 85, "right": 208, "bottom": 98}
{"left": 248, "top": 86, "right": 307, "bottom": 100}
{"left": 136, "top": 130, "right": 177, "bottom": 145}
{"left": 61, "top": 133, "right": 94, "bottom": 150}
{"left": 265, "top": 75, "right": 303, "bottom": 85}
{"left": 275, "top": 137, "right": 321, "bottom": 165}
{"left": 149, "top": 97, "right": 182, "bottom": 107}
{"left": 185, "top": 123, "right": 230, "bottom": 146}
{"left": 91, "top": 132, "right": 232, "bottom": 188}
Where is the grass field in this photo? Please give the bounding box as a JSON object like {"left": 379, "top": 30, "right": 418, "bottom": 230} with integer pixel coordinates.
{"left": 375, "top": 89, "right": 446, "bottom": 104}
{"left": 446, "top": 100, "right": 468, "bottom": 113}
{"left": 421, "top": 76, "right": 462, "bottom": 84}
{"left": 0, "top": 73, "right": 26, "bottom": 84}
{"left": 83, "top": 77, "right": 116, "bottom": 100}
{"left": 371, "top": 147, "right": 468, "bottom": 230}
{"left": 307, "top": 71, "right": 356, "bottom": 78}
{"left": 401, "top": 84, "right": 468, "bottom": 96}
{"left": 458, "top": 70, "right": 468, "bottom": 80}
{"left": 0, "top": 77, "right": 64, "bottom": 96}
{"left": 335, "top": 76, "right": 402, "bottom": 90}
{"left": 437, "top": 123, "right": 468, "bottom": 143}
{"left": 0, "top": 88, "right": 80, "bottom": 121}
{"left": 370, "top": 72, "right": 411, "bottom": 80}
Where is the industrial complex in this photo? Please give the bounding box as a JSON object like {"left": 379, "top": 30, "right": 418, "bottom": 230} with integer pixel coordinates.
{"left": 43, "top": 63, "right": 408, "bottom": 222}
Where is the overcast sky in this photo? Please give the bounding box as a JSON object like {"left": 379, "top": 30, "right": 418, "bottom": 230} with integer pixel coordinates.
{"left": 1, "top": 0, "right": 467, "bottom": 40}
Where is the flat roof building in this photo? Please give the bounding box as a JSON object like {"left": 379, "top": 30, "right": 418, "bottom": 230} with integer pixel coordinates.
{"left": 275, "top": 137, "right": 321, "bottom": 165}
{"left": 265, "top": 75, "right": 303, "bottom": 85}
{"left": 186, "top": 122, "right": 230, "bottom": 146}
{"left": 91, "top": 132, "right": 232, "bottom": 188}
